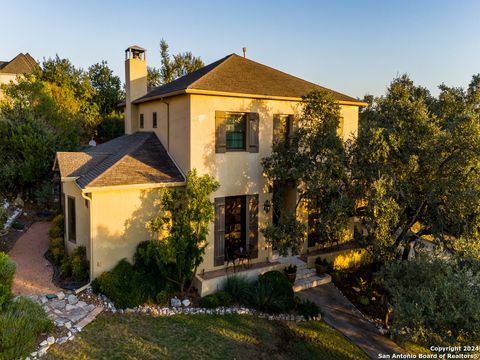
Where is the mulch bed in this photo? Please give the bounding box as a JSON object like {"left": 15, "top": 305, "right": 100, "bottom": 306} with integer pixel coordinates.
{"left": 331, "top": 264, "right": 388, "bottom": 323}
{"left": 0, "top": 203, "right": 48, "bottom": 253}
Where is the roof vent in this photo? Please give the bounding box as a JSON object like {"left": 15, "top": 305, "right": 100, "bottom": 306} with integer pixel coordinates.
{"left": 242, "top": 47, "right": 246, "bottom": 58}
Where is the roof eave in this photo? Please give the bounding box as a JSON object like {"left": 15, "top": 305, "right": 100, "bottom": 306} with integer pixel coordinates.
{"left": 133, "top": 88, "right": 367, "bottom": 106}
{"left": 82, "top": 181, "right": 186, "bottom": 192}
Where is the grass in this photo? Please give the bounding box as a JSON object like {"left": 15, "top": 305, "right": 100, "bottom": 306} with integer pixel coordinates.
{"left": 45, "top": 313, "right": 368, "bottom": 360}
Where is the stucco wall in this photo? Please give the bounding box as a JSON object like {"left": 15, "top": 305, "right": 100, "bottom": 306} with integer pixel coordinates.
{"left": 0, "top": 73, "right": 18, "bottom": 100}
{"left": 89, "top": 187, "right": 163, "bottom": 279}
{"left": 61, "top": 181, "right": 90, "bottom": 260}
{"left": 137, "top": 95, "right": 191, "bottom": 174}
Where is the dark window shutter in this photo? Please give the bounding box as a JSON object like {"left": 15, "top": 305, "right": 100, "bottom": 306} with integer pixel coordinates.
{"left": 246, "top": 194, "right": 259, "bottom": 259}
{"left": 288, "top": 115, "right": 295, "bottom": 137}
{"left": 272, "top": 114, "right": 280, "bottom": 143}
{"left": 215, "top": 111, "right": 226, "bottom": 153}
{"left": 247, "top": 113, "right": 259, "bottom": 153}
{"left": 214, "top": 197, "right": 226, "bottom": 266}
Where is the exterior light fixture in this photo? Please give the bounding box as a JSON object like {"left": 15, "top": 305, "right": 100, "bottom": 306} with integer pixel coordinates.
{"left": 263, "top": 199, "right": 271, "bottom": 213}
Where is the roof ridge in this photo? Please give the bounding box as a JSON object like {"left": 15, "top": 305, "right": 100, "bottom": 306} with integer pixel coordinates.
{"left": 78, "top": 132, "right": 153, "bottom": 188}
{"left": 187, "top": 54, "right": 236, "bottom": 90}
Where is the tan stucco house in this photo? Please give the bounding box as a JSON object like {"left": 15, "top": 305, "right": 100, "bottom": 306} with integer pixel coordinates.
{"left": 0, "top": 52, "right": 37, "bottom": 100}
{"left": 55, "top": 46, "right": 365, "bottom": 295}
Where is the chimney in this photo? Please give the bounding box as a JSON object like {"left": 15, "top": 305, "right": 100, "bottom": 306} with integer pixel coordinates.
{"left": 125, "top": 45, "right": 147, "bottom": 134}
{"left": 242, "top": 47, "right": 246, "bottom": 58}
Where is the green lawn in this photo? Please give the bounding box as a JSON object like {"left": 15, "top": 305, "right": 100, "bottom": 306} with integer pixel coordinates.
{"left": 45, "top": 313, "right": 368, "bottom": 360}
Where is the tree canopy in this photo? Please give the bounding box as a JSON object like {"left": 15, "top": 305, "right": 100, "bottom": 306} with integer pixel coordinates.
{"left": 147, "top": 39, "right": 204, "bottom": 89}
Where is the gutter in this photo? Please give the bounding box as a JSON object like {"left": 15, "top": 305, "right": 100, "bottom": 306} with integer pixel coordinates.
{"left": 80, "top": 190, "right": 94, "bottom": 283}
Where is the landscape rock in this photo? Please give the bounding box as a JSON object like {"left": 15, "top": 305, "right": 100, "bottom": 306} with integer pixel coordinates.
{"left": 56, "top": 292, "right": 65, "bottom": 300}
{"left": 47, "top": 336, "right": 55, "bottom": 345}
{"left": 51, "top": 300, "right": 66, "bottom": 310}
{"left": 182, "top": 299, "right": 191, "bottom": 307}
{"left": 67, "top": 294, "right": 78, "bottom": 305}
{"left": 352, "top": 286, "right": 361, "bottom": 293}
{"left": 171, "top": 297, "right": 181, "bottom": 307}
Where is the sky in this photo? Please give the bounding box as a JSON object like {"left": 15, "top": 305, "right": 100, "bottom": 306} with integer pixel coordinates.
{"left": 1, "top": 0, "right": 479, "bottom": 99}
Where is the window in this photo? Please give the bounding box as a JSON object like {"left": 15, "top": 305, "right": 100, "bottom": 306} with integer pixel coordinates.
{"left": 215, "top": 111, "right": 259, "bottom": 153}
{"left": 273, "top": 114, "right": 294, "bottom": 143}
{"left": 140, "top": 113, "right": 144, "bottom": 129}
{"left": 153, "top": 112, "right": 157, "bottom": 128}
{"left": 67, "top": 196, "right": 76, "bottom": 243}
{"left": 226, "top": 113, "right": 246, "bottom": 150}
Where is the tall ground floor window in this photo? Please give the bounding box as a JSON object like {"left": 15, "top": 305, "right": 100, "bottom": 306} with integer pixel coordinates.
{"left": 67, "top": 196, "right": 76, "bottom": 243}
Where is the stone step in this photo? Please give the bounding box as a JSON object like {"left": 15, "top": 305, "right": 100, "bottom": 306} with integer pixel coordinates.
{"left": 296, "top": 268, "right": 317, "bottom": 280}
{"left": 293, "top": 274, "right": 331, "bottom": 293}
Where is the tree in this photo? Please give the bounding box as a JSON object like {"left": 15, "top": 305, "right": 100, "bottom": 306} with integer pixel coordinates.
{"left": 261, "top": 90, "right": 353, "bottom": 255}
{"left": 147, "top": 169, "right": 219, "bottom": 295}
{"left": 88, "top": 61, "right": 123, "bottom": 117}
{"left": 354, "top": 75, "right": 480, "bottom": 261}
{"left": 147, "top": 39, "right": 204, "bottom": 89}
{"left": 0, "top": 56, "right": 100, "bottom": 196}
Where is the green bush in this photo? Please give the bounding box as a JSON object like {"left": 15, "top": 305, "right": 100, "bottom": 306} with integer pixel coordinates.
{"left": 200, "top": 291, "right": 234, "bottom": 308}
{"left": 60, "top": 256, "right": 72, "bottom": 278}
{"left": 250, "top": 271, "right": 295, "bottom": 314}
{"left": 296, "top": 298, "right": 321, "bottom": 320}
{"left": 51, "top": 214, "right": 64, "bottom": 231}
{"left": 70, "top": 246, "right": 89, "bottom": 282}
{"left": 357, "top": 295, "right": 370, "bottom": 306}
{"left": 0, "top": 297, "right": 53, "bottom": 359}
{"left": 11, "top": 221, "right": 24, "bottom": 230}
{"left": 0, "top": 252, "right": 16, "bottom": 311}
{"left": 0, "top": 208, "right": 6, "bottom": 230}
{"left": 50, "top": 237, "right": 66, "bottom": 265}
{"left": 48, "top": 224, "right": 63, "bottom": 239}
{"left": 222, "top": 275, "right": 252, "bottom": 304}
{"left": 155, "top": 290, "right": 171, "bottom": 306}
{"left": 383, "top": 254, "right": 480, "bottom": 346}
{"left": 91, "top": 259, "right": 147, "bottom": 309}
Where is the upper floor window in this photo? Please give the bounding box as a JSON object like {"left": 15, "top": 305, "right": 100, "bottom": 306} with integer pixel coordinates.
{"left": 153, "top": 112, "right": 157, "bottom": 128}
{"left": 273, "top": 114, "right": 294, "bottom": 143}
{"left": 67, "top": 196, "right": 76, "bottom": 243}
{"left": 140, "top": 113, "right": 144, "bottom": 129}
{"left": 215, "top": 111, "right": 259, "bottom": 153}
{"left": 226, "top": 113, "right": 246, "bottom": 150}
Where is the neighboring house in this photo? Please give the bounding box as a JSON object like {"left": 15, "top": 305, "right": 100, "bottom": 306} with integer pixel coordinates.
{"left": 54, "top": 45, "right": 366, "bottom": 295}
{"left": 0, "top": 52, "right": 37, "bottom": 99}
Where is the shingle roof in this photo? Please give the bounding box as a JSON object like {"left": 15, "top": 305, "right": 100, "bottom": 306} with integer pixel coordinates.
{"left": 55, "top": 132, "right": 185, "bottom": 189}
{"left": 134, "top": 53, "right": 360, "bottom": 103}
{"left": 0, "top": 53, "right": 38, "bottom": 74}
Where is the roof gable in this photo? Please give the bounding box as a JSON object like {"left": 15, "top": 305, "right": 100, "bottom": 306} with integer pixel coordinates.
{"left": 134, "top": 54, "right": 359, "bottom": 103}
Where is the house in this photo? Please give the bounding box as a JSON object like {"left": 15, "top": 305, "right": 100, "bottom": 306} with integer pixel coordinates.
{"left": 54, "top": 46, "right": 366, "bottom": 295}
{"left": 0, "top": 52, "right": 38, "bottom": 99}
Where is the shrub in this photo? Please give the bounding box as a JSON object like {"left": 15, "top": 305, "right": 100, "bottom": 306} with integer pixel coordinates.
{"left": 48, "top": 224, "right": 63, "bottom": 239}
{"left": 50, "top": 237, "right": 66, "bottom": 265}
{"left": 60, "top": 256, "right": 72, "bottom": 278}
{"left": 11, "top": 221, "right": 24, "bottom": 230}
{"left": 332, "top": 249, "right": 372, "bottom": 271}
{"left": 383, "top": 253, "right": 480, "bottom": 346}
{"left": 296, "top": 298, "right": 321, "bottom": 320}
{"left": 222, "top": 275, "right": 252, "bottom": 305}
{"left": 250, "top": 271, "right": 295, "bottom": 314}
{"left": 357, "top": 295, "right": 370, "bottom": 306}
{"left": 0, "top": 207, "right": 6, "bottom": 230}
{"left": 70, "top": 246, "right": 89, "bottom": 282}
{"left": 155, "top": 289, "right": 172, "bottom": 306}
{"left": 0, "top": 297, "right": 53, "bottom": 359}
{"left": 200, "top": 291, "right": 234, "bottom": 308}
{"left": 0, "top": 252, "right": 15, "bottom": 310}
{"left": 91, "top": 259, "right": 147, "bottom": 309}
{"left": 51, "top": 214, "right": 64, "bottom": 231}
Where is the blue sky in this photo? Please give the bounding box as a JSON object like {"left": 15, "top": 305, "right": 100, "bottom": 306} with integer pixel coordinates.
{"left": 2, "top": 0, "right": 479, "bottom": 98}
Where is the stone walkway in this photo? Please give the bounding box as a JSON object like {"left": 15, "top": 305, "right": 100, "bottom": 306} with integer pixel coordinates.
{"left": 9, "top": 221, "right": 61, "bottom": 296}
{"left": 299, "top": 284, "right": 405, "bottom": 360}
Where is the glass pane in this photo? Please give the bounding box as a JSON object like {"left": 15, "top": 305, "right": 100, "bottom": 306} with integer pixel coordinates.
{"left": 226, "top": 113, "right": 246, "bottom": 149}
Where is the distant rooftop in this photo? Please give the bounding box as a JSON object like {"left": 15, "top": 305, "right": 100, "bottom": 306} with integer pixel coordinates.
{"left": 0, "top": 53, "right": 38, "bottom": 74}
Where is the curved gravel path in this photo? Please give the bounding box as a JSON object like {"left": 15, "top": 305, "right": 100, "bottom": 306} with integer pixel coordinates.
{"left": 9, "top": 221, "right": 61, "bottom": 296}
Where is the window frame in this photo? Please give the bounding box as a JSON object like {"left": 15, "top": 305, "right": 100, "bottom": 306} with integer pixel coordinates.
{"left": 225, "top": 112, "right": 247, "bottom": 151}
{"left": 153, "top": 112, "right": 157, "bottom": 128}
{"left": 67, "top": 196, "right": 76, "bottom": 244}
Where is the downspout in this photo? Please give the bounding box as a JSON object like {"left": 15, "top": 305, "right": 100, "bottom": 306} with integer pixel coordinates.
{"left": 160, "top": 98, "right": 170, "bottom": 151}
{"left": 81, "top": 191, "right": 93, "bottom": 284}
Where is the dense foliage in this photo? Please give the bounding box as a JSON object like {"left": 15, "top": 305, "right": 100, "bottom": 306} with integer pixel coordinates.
{"left": 383, "top": 253, "right": 480, "bottom": 346}
{"left": 354, "top": 75, "right": 480, "bottom": 261}
{"left": 147, "top": 169, "right": 219, "bottom": 294}
{"left": 0, "top": 253, "right": 52, "bottom": 359}
{"left": 262, "top": 90, "right": 352, "bottom": 255}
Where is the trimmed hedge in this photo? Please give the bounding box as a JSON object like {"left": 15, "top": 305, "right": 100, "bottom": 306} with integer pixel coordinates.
{"left": 201, "top": 291, "right": 233, "bottom": 308}
{"left": 0, "top": 252, "right": 15, "bottom": 311}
